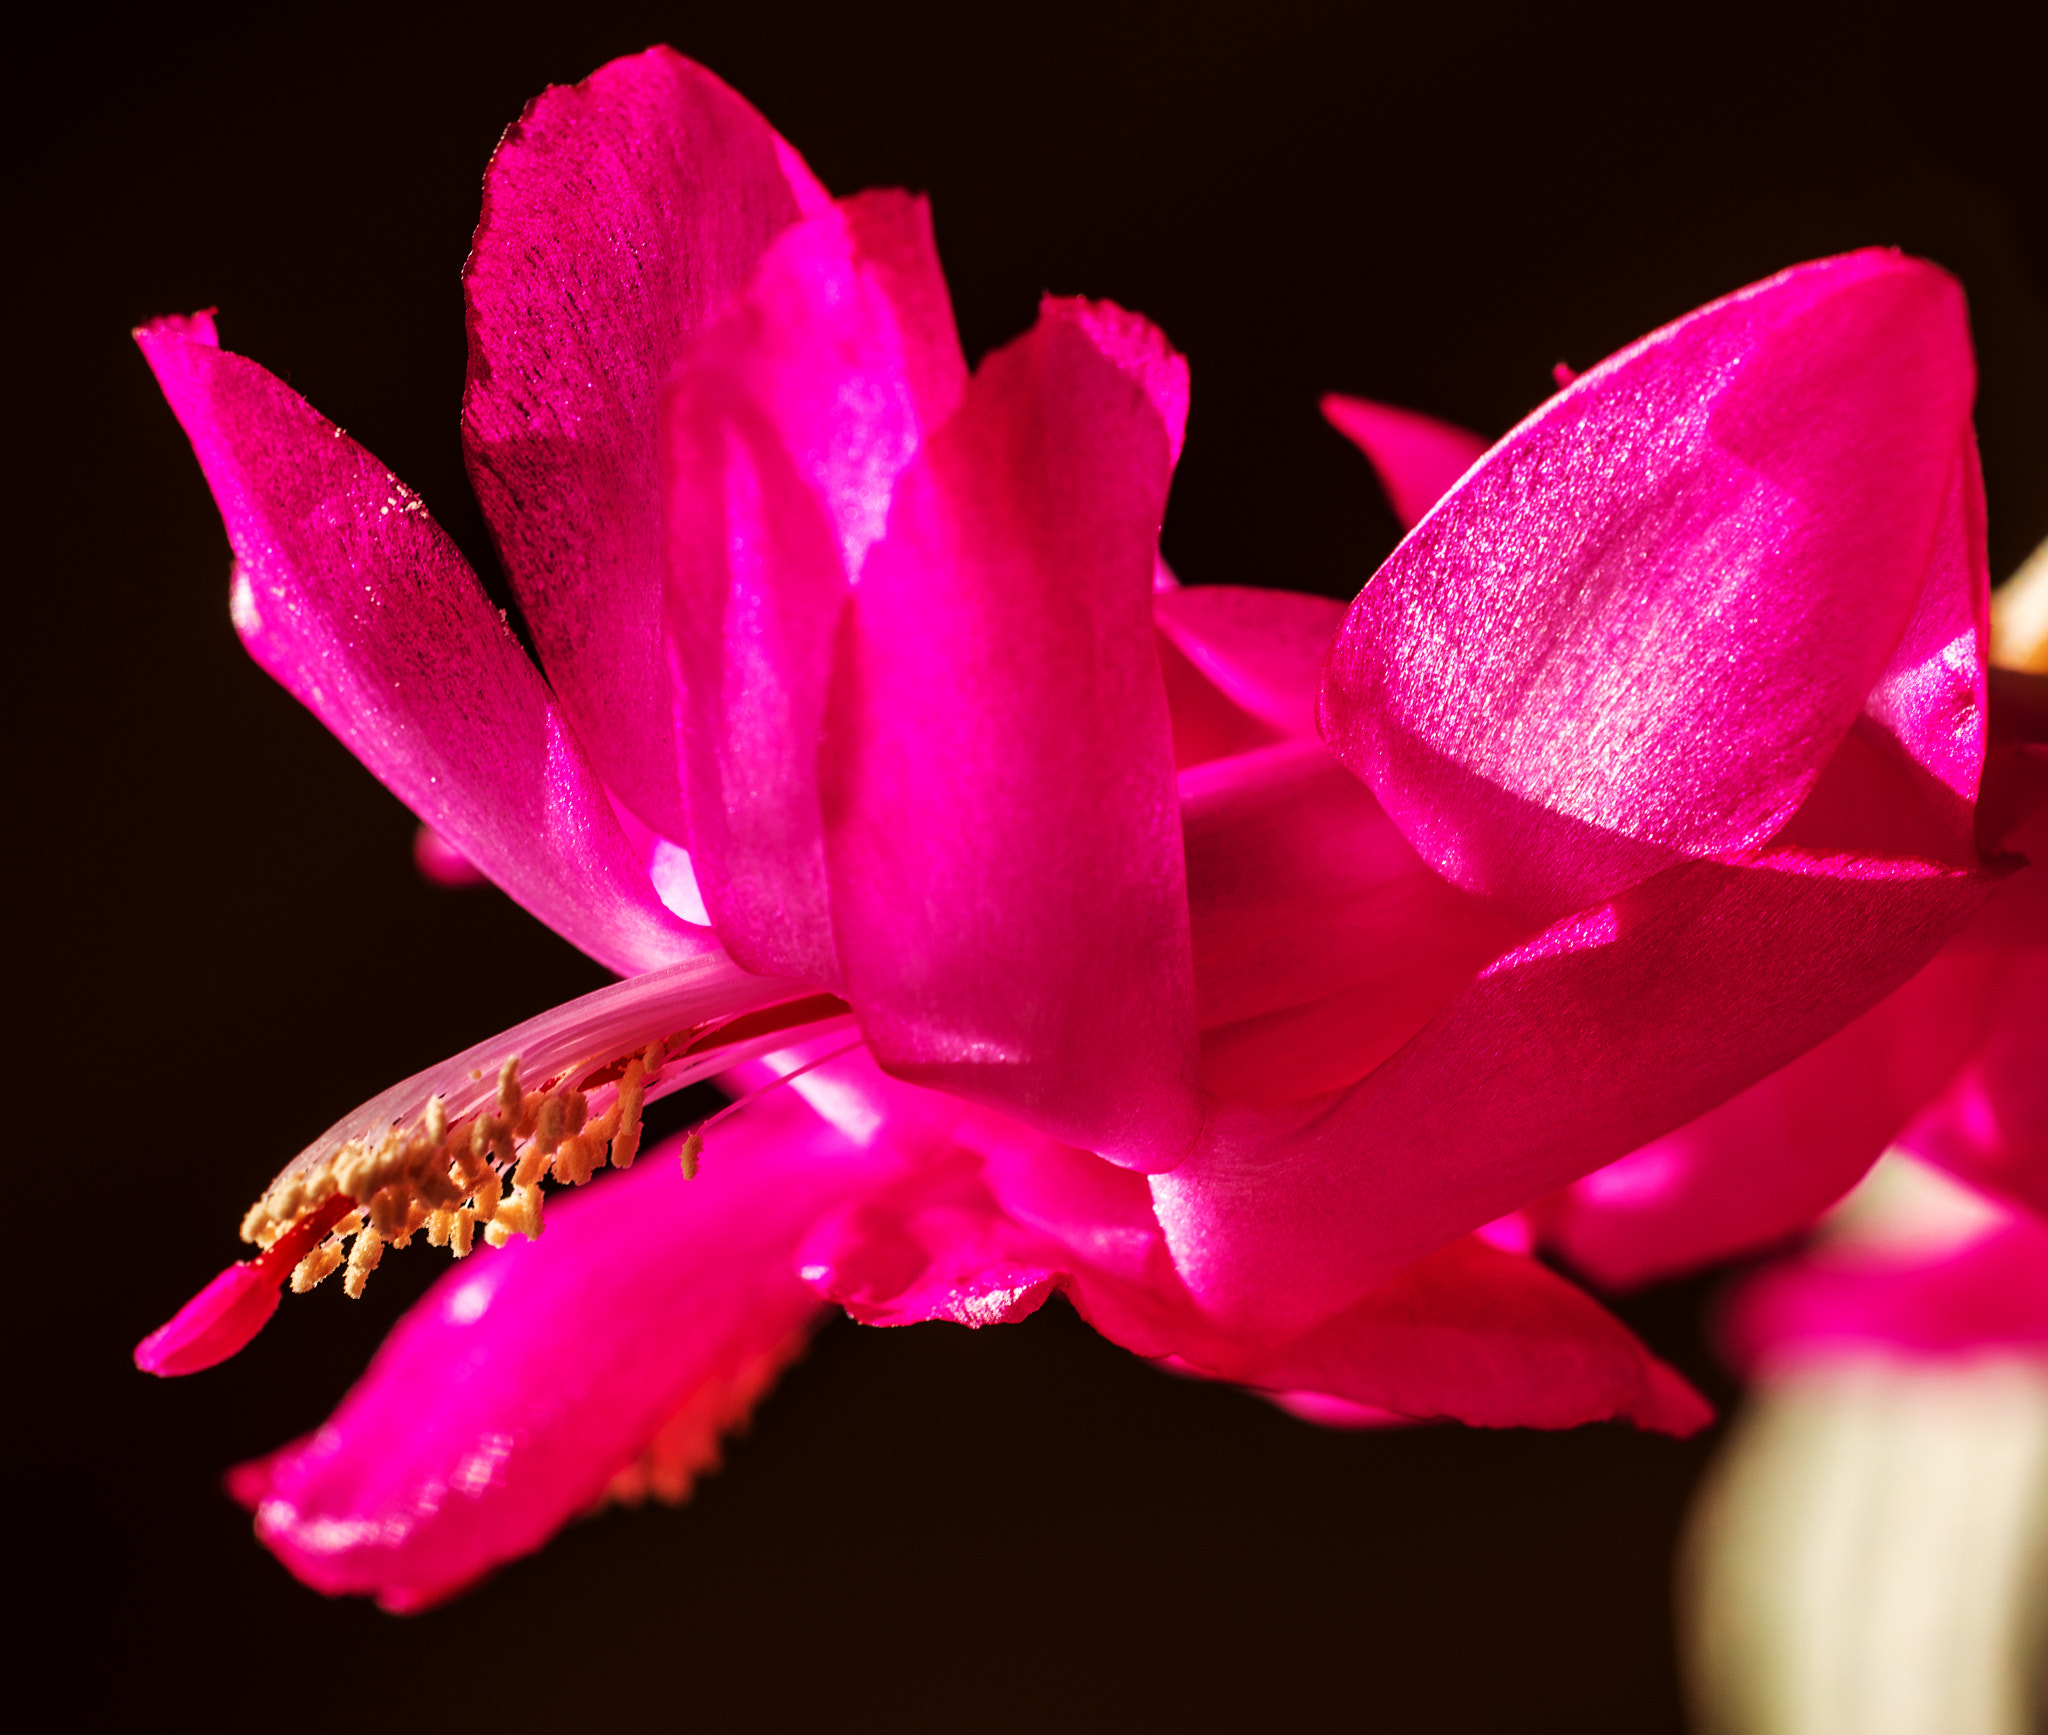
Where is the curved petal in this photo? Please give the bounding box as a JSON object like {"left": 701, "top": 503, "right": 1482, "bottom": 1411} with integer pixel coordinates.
{"left": 1200, "top": 1237, "right": 1710, "bottom": 1435}
{"left": 820, "top": 297, "right": 1202, "bottom": 1169}
{"left": 135, "top": 314, "right": 708, "bottom": 977}
{"left": 1153, "top": 585, "right": 1349, "bottom": 739}
{"left": 1902, "top": 767, "right": 2048, "bottom": 1215}
{"left": 1181, "top": 739, "right": 1521, "bottom": 1107}
{"left": 1152, "top": 844, "right": 1994, "bottom": 1336}
{"left": 661, "top": 191, "right": 966, "bottom": 984}
{"left": 1321, "top": 251, "right": 1980, "bottom": 924}
{"left": 232, "top": 1105, "right": 880, "bottom": 1610}
{"left": 1722, "top": 1221, "right": 2048, "bottom": 1371}
{"left": 1319, "top": 395, "right": 1490, "bottom": 530}
{"left": 795, "top": 1088, "right": 1705, "bottom": 1434}
{"left": 462, "top": 47, "right": 824, "bottom": 841}
{"left": 1538, "top": 928, "right": 2008, "bottom": 1288}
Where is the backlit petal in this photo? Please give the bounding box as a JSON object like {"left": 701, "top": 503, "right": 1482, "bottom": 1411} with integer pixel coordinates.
{"left": 1321, "top": 251, "right": 1979, "bottom": 923}
{"left": 462, "top": 47, "right": 822, "bottom": 841}
{"left": 233, "top": 1108, "right": 873, "bottom": 1609}
{"left": 135, "top": 314, "right": 706, "bottom": 976}
{"left": 1152, "top": 845, "right": 1993, "bottom": 1336}
{"left": 662, "top": 192, "right": 966, "bottom": 984}
{"left": 821, "top": 298, "right": 1201, "bottom": 1168}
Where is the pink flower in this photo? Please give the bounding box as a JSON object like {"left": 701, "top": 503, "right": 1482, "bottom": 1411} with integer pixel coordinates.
{"left": 131, "top": 47, "right": 2016, "bottom": 1605}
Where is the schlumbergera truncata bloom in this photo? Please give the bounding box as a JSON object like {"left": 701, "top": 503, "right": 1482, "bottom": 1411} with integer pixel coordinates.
{"left": 131, "top": 47, "right": 2040, "bottom": 1609}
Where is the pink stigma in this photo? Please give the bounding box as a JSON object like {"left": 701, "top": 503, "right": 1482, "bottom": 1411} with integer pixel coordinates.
{"left": 135, "top": 1194, "right": 357, "bottom": 1376}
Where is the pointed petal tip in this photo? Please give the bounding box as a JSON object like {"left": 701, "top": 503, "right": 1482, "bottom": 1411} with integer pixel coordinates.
{"left": 133, "top": 1260, "right": 282, "bottom": 1377}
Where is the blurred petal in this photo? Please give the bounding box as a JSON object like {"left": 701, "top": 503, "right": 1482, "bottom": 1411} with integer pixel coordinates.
{"left": 662, "top": 191, "right": 966, "bottom": 984}
{"left": 234, "top": 1104, "right": 878, "bottom": 1610}
{"left": 1321, "top": 251, "right": 1979, "bottom": 923}
{"left": 135, "top": 314, "right": 707, "bottom": 976}
{"left": 462, "top": 47, "right": 822, "bottom": 840}
{"left": 1684, "top": 1358, "right": 2048, "bottom": 1735}
{"left": 1153, "top": 585, "right": 1350, "bottom": 739}
{"left": 1153, "top": 845, "right": 1993, "bottom": 1336}
{"left": 1721, "top": 1157, "right": 2048, "bottom": 1370}
{"left": 1320, "top": 394, "right": 1489, "bottom": 529}
{"left": 413, "top": 824, "right": 486, "bottom": 888}
{"left": 821, "top": 298, "right": 1201, "bottom": 1168}
{"left": 1989, "top": 538, "right": 2048, "bottom": 673}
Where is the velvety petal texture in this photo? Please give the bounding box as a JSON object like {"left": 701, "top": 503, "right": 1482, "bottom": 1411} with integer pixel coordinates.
{"left": 820, "top": 298, "right": 1202, "bottom": 1168}
{"left": 1320, "top": 395, "right": 1490, "bottom": 530}
{"left": 231, "top": 1108, "right": 878, "bottom": 1611}
{"left": 662, "top": 191, "right": 966, "bottom": 984}
{"left": 135, "top": 313, "right": 710, "bottom": 976}
{"left": 1321, "top": 250, "right": 1980, "bottom": 925}
{"left": 463, "top": 47, "right": 826, "bottom": 842}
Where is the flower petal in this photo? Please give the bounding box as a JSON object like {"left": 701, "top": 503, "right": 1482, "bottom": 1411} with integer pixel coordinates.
{"left": 661, "top": 191, "right": 966, "bottom": 984}
{"left": 1180, "top": 739, "right": 1521, "bottom": 1107}
{"left": 1321, "top": 251, "right": 1980, "bottom": 923}
{"left": 1153, "top": 585, "right": 1350, "bottom": 740}
{"left": 1319, "top": 395, "right": 1490, "bottom": 530}
{"left": 1536, "top": 935, "right": 2008, "bottom": 1289}
{"left": 135, "top": 313, "right": 707, "bottom": 976}
{"left": 462, "top": 47, "right": 824, "bottom": 841}
{"left": 820, "top": 298, "right": 1202, "bottom": 1169}
{"left": 1152, "top": 845, "right": 1994, "bottom": 1336}
{"left": 232, "top": 1107, "right": 875, "bottom": 1610}
{"left": 1722, "top": 1221, "right": 2048, "bottom": 1371}
{"left": 1204, "top": 1237, "right": 1711, "bottom": 1434}
{"left": 1903, "top": 767, "right": 2048, "bottom": 1215}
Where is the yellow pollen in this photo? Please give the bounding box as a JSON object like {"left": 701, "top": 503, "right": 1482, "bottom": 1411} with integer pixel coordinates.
{"left": 290, "top": 1237, "right": 346, "bottom": 1293}
{"left": 232, "top": 1001, "right": 849, "bottom": 1323}
{"left": 343, "top": 1228, "right": 385, "bottom": 1299}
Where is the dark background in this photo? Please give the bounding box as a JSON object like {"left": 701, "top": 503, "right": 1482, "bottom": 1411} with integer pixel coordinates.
{"left": 10, "top": 2, "right": 2044, "bottom": 1728}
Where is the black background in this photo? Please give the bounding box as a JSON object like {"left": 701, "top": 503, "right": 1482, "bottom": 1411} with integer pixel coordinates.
{"left": 10, "top": 2, "right": 2044, "bottom": 1728}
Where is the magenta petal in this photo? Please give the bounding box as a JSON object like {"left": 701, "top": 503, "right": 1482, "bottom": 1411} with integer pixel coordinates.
{"left": 462, "top": 47, "right": 821, "bottom": 842}
{"left": 135, "top": 315, "right": 710, "bottom": 976}
{"left": 1153, "top": 585, "right": 1350, "bottom": 739}
{"left": 1538, "top": 935, "right": 2008, "bottom": 1288}
{"left": 1321, "top": 251, "right": 1979, "bottom": 923}
{"left": 1217, "top": 1237, "right": 1710, "bottom": 1434}
{"left": 1722, "top": 1220, "right": 2048, "bottom": 1371}
{"left": 662, "top": 191, "right": 966, "bottom": 984}
{"left": 1859, "top": 430, "right": 1990, "bottom": 827}
{"left": 233, "top": 1109, "right": 871, "bottom": 1610}
{"left": 1181, "top": 740, "right": 1521, "bottom": 1106}
{"left": 1320, "top": 395, "right": 1489, "bottom": 530}
{"left": 821, "top": 297, "right": 1202, "bottom": 1169}
{"left": 1152, "top": 847, "right": 1993, "bottom": 1336}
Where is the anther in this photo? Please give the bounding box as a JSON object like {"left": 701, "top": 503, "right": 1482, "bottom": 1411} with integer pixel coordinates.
{"left": 343, "top": 1228, "right": 385, "bottom": 1299}
{"left": 290, "top": 1237, "right": 346, "bottom": 1294}
{"left": 678, "top": 1131, "right": 703, "bottom": 1181}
